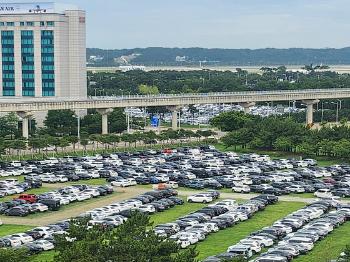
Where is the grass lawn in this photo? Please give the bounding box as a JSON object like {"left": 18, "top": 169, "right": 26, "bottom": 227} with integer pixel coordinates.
{"left": 294, "top": 222, "right": 350, "bottom": 262}
{"left": 0, "top": 224, "right": 34, "bottom": 237}
{"left": 31, "top": 251, "right": 56, "bottom": 262}
{"left": 195, "top": 201, "right": 306, "bottom": 260}
{"left": 0, "top": 175, "right": 25, "bottom": 182}
{"left": 288, "top": 193, "right": 315, "bottom": 198}
{"left": 65, "top": 178, "right": 107, "bottom": 186}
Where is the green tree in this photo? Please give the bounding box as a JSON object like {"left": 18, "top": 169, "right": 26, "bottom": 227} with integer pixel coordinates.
{"left": 67, "top": 136, "right": 79, "bottom": 152}
{"left": 44, "top": 110, "right": 77, "bottom": 136}
{"left": 109, "top": 109, "right": 127, "bottom": 134}
{"left": 7, "top": 139, "right": 27, "bottom": 156}
{"left": 81, "top": 113, "right": 102, "bottom": 134}
{"left": 210, "top": 111, "right": 255, "bottom": 132}
{"left": 0, "top": 248, "right": 30, "bottom": 262}
{"left": 80, "top": 139, "right": 89, "bottom": 153}
{"left": 273, "top": 136, "right": 293, "bottom": 152}
{"left": 53, "top": 212, "right": 198, "bottom": 262}
{"left": 138, "top": 84, "right": 159, "bottom": 95}
{"left": 0, "top": 113, "right": 19, "bottom": 138}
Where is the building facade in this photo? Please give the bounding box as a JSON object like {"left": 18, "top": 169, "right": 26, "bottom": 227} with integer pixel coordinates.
{"left": 0, "top": 2, "right": 87, "bottom": 99}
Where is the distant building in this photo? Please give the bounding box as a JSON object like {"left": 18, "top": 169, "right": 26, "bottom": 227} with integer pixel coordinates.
{"left": 89, "top": 55, "right": 104, "bottom": 62}
{"left": 119, "top": 65, "right": 146, "bottom": 72}
{"left": 175, "top": 56, "right": 187, "bottom": 62}
{"left": 0, "top": 2, "right": 87, "bottom": 99}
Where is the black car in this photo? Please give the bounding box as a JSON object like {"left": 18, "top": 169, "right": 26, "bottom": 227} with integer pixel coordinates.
{"left": 5, "top": 207, "right": 29, "bottom": 216}
{"left": 262, "top": 188, "right": 283, "bottom": 196}
{"left": 24, "top": 242, "right": 43, "bottom": 254}
{"left": 149, "top": 202, "right": 166, "bottom": 212}
{"left": 38, "top": 199, "right": 61, "bottom": 211}
{"left": 169, "top": 196, "right": 184, "bottom": 205}
{"left": 332, "top": 188, "right": 350, "bottom": 197}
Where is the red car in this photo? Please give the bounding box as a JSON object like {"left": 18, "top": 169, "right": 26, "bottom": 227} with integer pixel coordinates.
{"left": 15, "top": 194, "right": 37, "bottom": 203}
{"left": 163, "top": 148, "right": 173, "bottom": 154}
{"left": 323, "top": 178, "right": 336, "bottom": 185}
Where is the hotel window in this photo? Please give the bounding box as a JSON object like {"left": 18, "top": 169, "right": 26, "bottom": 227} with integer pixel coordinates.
{"left": 6, "top": 22, "right": 14, "bottom": 26}
{"left": 0, "top": 22, "right": 4, "bottom": 26}
{"left": 40, "top": 21, "right": 45, "bottom": 27}
{"left": 20, "top": 22, "right": 25, "bottom": 26}
{"left": 47, "top": 21, "right": 55, "bottom": 27}
{"left": 26, "top": 22, "right": 34, "bottom": 26}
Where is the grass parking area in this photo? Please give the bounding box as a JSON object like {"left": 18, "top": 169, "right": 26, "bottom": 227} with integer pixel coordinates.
{"left": 294, "top": 222, "right": 350, "bottom": 262}
{"left": 150, "top": 201, "right": 208, "bottom": 226}
{"left": 0, "top": 175, "right": 25, "bottom": 182}
{"left": 65, "top": 178, "right": 107, "bottom": 186}
{"left": 0, "top": 187, "right": 56, "bottom": 202}
{"left": 215, "top": 144, "right": 343, "bottom": 167}
{"left": 195, "top": 201, "right": 306, "bottom": 260}
{"left": 0, "top": 224, "right": 34, "bottom": 237}
{"left": 0, "top": 191, "right": 128, "bottom": 226}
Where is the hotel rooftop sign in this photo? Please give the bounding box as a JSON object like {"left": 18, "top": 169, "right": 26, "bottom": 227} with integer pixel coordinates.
{"left": 0, "top": 2, "right": 55, "bottom": 14}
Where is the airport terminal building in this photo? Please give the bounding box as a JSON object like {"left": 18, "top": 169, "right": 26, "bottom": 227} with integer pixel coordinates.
{"left": 0, "top": 2, "right": 87, "bottom": 99}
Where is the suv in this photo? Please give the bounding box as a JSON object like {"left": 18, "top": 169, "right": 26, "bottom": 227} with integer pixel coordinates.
{"left": 38, "top": 199, "right": 61, "bottom": 211}
{"left": 15, "top": 194, "right": 37, "bottom": 204}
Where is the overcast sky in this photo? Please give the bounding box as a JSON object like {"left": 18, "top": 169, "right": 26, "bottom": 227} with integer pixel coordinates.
{"left": 8, "top": 0, "right": 350, "bottom": 49}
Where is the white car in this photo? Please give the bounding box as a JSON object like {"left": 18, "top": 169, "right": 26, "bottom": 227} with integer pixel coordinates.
{"left": 32, "top": 203, "right": 49, "bottom": 212}
{"left": 55, "top": 197, "right": 70, "bottom": 205}
{"left": 84, "top": 189, "right": 100, "bottom": 197}
{"left": 137, "top": 204, "right": 156, "bottom": 214}
{"left": 232, "top": 185, "right": 250, "bottom": 193}
{"left": 10, "top": 233, "right": 33, "bottom": 244}
{"left": 166, "top": 181, "right": 179, "bottom": 189}
{"left": 56, "top": 175, "right": 69, "bottom": 182}
{"left": 187, "top": 194, "right": 213, "bottom": 203}
{"left": 177, "top": 237, "right": 191, "bottom": 248}
{"left": 284, "top": 237, "right": 314, "bottom": 251}
{"left": 249, "top": 235, "right": 274, "bottom": 247}
{"left": 239, "top": 239, "right": 262, "bottom": 253}
{"left": 3, "top": 236, "right": 21, "bottom": 247}
{"left": 170, "top": 232, "right": 199, "bottom": 244}
{"left": 10, "top": 186, "right": 24, "bottom": 194}
{"left": 111, "top": 178, "right": 136, "bottom": 187}
{"left": 286, "top": 185, "right": 305, "bottom": 193}
{"left": 33, "top": 239, "right": 55, "bottom": 250}
{"left": 314, "top": 189, "right": 333, "bottom": 198}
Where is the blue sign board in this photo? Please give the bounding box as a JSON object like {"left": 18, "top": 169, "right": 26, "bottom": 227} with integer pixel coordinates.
{"left": 151, "top": 116, "right": 159, "bottom": 127}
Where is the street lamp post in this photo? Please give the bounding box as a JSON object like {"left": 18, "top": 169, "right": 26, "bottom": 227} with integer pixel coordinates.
{"left": 330, "top": 102, "right": 339, "bottom": 123}
{"left": 336, "top": 102, "right": 339, "bottom": 123}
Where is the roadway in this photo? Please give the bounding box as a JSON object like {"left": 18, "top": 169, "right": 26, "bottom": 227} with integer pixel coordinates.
{"left": 0, "top": 88, "right": 349, "bottom": 112}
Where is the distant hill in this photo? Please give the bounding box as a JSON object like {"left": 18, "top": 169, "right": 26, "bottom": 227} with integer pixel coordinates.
{"left": 86, "top": 47, "right": 350, "bottom": 67}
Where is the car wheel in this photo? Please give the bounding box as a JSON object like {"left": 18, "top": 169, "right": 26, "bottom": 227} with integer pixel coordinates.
{"left": 203, "top": 200, "right": 207, "bottom": 204}
{"left": 188, "top": 199, "right": 193, "bottom": 203}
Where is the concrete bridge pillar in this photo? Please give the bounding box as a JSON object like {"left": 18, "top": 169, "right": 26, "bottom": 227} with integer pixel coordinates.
{"left": 302, "top": 99, "right": 320, "bottom": 126}
{"left": 239, "top": 102, "right": 256, "bottom": 114}
{"left": 16, "top": 111, "right": 32, "bottom": 139}
{"left": 167, "top": 106, "right": 182, "bottom": 130}
{"left": 97, "top": 108, "right": 113, "bottom": 134}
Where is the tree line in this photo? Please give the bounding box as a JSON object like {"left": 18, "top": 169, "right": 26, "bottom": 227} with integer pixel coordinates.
{"left": 0, "top": 126, "right": 216, "bottom": 158}
{"left": 87, "top": 68, "right": 350, "bottom": 101}
{"left": 211, "top": 111, "right": 350, "bottom": 159}
{"left": 87, "top": 47, "right": 350, "bottom": 66}
{"left": 0, "top": 212, "right": 199, "bottom": 262}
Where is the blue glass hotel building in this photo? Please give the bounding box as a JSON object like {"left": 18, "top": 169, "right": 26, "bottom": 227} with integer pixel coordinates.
{"left": 0, "top": 2, "right": 87, "bottom": 99}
